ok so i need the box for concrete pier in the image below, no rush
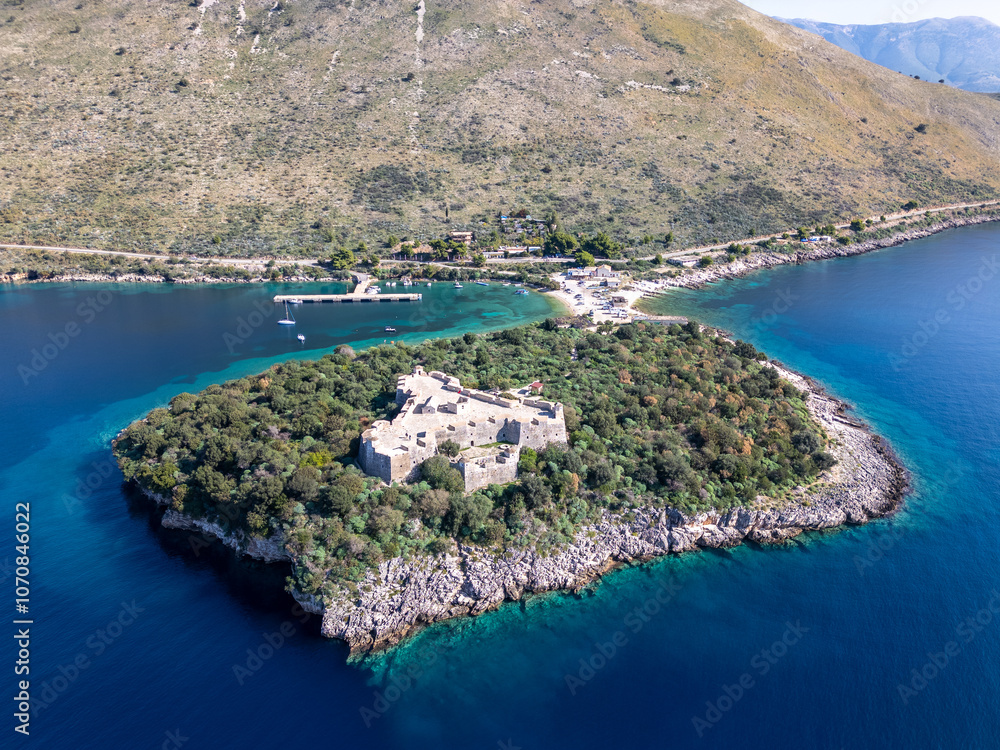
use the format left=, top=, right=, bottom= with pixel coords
left=273, top=273, right=422, bottom=303
left=272, top=293, right=422, bottom=303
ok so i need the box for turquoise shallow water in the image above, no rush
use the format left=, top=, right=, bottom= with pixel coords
left=4, top=225, right=1000, bottom=748
left=0, top=281, right=558, bottom=749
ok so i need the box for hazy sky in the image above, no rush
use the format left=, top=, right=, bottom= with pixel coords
left=741, top=0, right=1000, bottom=26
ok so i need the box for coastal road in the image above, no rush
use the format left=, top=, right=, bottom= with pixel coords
left=3, top=199, right=997, bottom=269
left=0, top=243, right=319, bottom=267
left=636, top=199, right=1000, bottom=262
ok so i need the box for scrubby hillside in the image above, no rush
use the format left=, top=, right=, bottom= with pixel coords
left=2, top=0, right=999, bottom=255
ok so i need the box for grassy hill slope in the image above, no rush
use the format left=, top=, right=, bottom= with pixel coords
left=2, top=0, right=999, bottom=255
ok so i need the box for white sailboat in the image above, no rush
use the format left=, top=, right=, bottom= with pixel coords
left=277, top=301, right=296, bottom=325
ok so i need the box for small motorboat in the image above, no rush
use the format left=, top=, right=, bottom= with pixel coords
left=426, top=282, right=432, bottom=287
left=475, top=281, right=489, bottom=286
left=453, top=282, right=463, bottom=289
left=287, top=298, right=303, bottom=305
left=297, top=334, right=306, bottom=342
left=384, top=326, right=397, bottom=333
left=515, top=289, right=528, bottom=296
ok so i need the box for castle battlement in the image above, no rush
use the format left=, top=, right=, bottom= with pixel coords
left=360, top=367, right=568, bottom=490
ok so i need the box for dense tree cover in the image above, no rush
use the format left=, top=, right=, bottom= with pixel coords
left=543, top=231, right=578, bottom=255
left=114, top=322, right=834, bottom=598
left=328, top=247, right=356, bottom=270
left=580, top=231, right=623, bottom=259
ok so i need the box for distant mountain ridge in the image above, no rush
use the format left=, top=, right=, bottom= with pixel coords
left=781, top=16, right=1000, bottom=92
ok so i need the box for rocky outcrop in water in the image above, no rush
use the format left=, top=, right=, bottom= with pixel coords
left=139, top=487, right=292, bottom=563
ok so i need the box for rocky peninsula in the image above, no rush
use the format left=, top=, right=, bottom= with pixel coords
left=124, top=341, right=906, bottom=656
left=312, top=365, right=905, bottom=653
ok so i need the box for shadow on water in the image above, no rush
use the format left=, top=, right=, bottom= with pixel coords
left=121, top=482, right=329, bottom=643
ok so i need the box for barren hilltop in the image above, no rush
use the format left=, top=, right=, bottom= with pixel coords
left=2, top=0, right=999, bottom=255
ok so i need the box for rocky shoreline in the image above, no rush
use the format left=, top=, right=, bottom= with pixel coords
left=315, top=365, right=906, bottom=654
left=655, top=212, right=1000, bottom=291
left=2, top=271, right=334, bottom=285
left=131, top=362, right=907, bottom=656
left=6, top=209, right=997, bottom=290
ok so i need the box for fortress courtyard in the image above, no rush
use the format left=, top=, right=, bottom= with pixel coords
left=359, top=367, right=567, bottom=491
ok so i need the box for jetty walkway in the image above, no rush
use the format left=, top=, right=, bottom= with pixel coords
left=273, top=274, right=421, bottom=304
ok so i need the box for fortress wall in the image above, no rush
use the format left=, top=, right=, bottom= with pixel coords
left=443, top=423, right=470, bottom=445
left=391, top=452, right=420, bottom=483
left=360, top=437, right=395, bottom=484
left=363, top=368, right=568, bottom=488
left=499, top=420, right=522, bottom=445
left=458, top=453, right=520, bottom=492
left=440, top=422, right=508, bottom=450
left=469, top=421, right=504, bottom=447
left=519, top=420, right=568, bottom=451
left=409, top=442, right=437, bottom=468
left=468, top=391, right=518, bottom=409
left=364, top=439, right=438, bottom=485
left=395, top=372, right=413, bottom=406
left=359, top=436, right=374, bottom=475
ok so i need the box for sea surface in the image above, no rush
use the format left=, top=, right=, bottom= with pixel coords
left=3, top=225, right=1000, bottom=749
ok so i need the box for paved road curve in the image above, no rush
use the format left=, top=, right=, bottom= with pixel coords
left=3, top=199, right=997, bottom=268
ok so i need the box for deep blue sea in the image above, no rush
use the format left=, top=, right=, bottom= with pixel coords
left=3, top=226, right=1000, bottom=749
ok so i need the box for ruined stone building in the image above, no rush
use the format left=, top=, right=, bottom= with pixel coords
left=359, top=367, right=567, bottom=491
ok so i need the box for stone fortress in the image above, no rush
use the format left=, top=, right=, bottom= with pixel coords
left=359, top=367, right=568, bottom=491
